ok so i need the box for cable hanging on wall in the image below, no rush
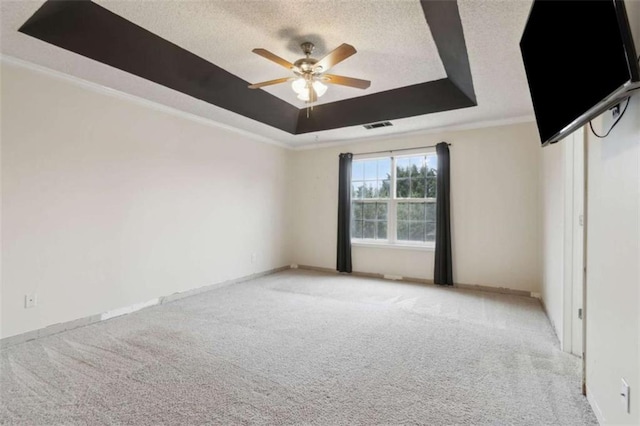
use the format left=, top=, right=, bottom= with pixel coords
left=588, top=56, right=640, bottom=139
left=589, top=97, right=630, bottom=139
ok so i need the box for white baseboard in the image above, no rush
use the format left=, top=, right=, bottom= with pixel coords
left=100, top=298, right=160, bottom=321
left=296, top=264, right=534, bottom=297
left=0, top=265, right=290, bottom=349
left=586, top=386, right=605, bottom=425
left=383, top=274, right=403, bottom=281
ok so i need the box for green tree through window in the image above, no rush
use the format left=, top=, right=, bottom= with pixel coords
left=351, top=153, right=437, bottom=244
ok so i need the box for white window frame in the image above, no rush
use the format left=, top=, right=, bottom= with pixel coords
left=351, top=151, right=437, bottom=250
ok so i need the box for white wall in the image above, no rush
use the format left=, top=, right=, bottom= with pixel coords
left=585, top=95, right=640, bottom=425
left=541, top=140, right=566, bottom=343
left=582, top=1, right=640, bottom=423
left=536, top=2, right=640, bottom=422
left=0, top=60, right=291, bottom=339
left=290, top=122, right=542, bottom=293
left=586, top=14, right=640, bottom=424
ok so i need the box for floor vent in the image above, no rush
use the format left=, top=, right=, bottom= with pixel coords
left=363, top=121, right=393, bottom=130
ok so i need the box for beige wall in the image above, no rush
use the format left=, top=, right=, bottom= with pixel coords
left=582, top=1, right=640, bottom=423
left=586, top=1, right=640, bottom=425
left=585, top=95, right=640, bottom=425
left=540, top=140, right=566, bottom=343
left=290, top=122, right=542, bottom=292
left=0, top=61, right=291, bottom=339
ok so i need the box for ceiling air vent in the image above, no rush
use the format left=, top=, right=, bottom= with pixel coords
left=363, top=121, right=393, bottom=130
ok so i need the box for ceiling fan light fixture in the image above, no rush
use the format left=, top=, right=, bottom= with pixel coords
left=291, top=77, right=307, bottom=94
left=313, top=81, right=328, bottom=97
left=292, top=78, right=327, bottom=101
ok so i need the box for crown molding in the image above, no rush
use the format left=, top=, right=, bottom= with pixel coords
left=0, top=55, right=292, bottom=150
left=293, top=115, right=537, bottom=151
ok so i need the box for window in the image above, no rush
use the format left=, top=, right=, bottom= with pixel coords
left=351, top=152, right=437, bottom=247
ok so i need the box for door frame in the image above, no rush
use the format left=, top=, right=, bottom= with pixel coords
left=561, top=127, right=586, bottom=357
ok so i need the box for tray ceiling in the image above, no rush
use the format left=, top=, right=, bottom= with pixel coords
left=0, top=0, right=535, bottom=147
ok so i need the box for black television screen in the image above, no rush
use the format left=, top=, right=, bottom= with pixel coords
left=520, top=0, right=640, bottom=146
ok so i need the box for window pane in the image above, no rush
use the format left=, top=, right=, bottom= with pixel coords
left=410, top=178, right=426, bottom=198
left=427, top=155, right=437, bottom=171
left=352, top=220, right=363, bottom=239
left=396, top=157, right=411, bottom=177
left=352, top=181, right=366, bottom=199
left=376, top=203, right=387, bottom=220
left=363, top=203, right=376, bottom=220
left=353, top=153, right=436, bottom=245
left=352, top=161, right=364, bottom=181
left=379, top=179, right=391, bottom=198
left=363, top=221, right=376, bottom=239
left=397, top=220, right=409, bottom=241
left=352, top=202, right=363, bottom=220
left=378, top=158, right=391, bottom=180
left=426, top=177, right=437, bottom=198
left=364, top=160, right=377, bottom=180
left=397, top=202, right=409, bottom=221
left=396, top=178, right=410, bottom=198
left=426, top=222, right=436, bottom=242
left=410, top=203, right=426, bottom=221
left=370, top=181, right=382, bottom=198
left=377, top=221, right=388, bottom=239
left=409, top=222, right=426, bottom=242
left=426, top=202, right=436, bottom=221
left=410, top=156, right=425, bottom=174
left=359, top=181, right=376, bottom=199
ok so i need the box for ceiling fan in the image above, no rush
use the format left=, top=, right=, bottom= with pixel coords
left=248, top=42, right=371, bottom=104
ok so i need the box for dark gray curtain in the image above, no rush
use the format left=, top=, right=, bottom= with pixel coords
left=337, top=153, right=353, bottom=273
left=434, top=142, right=453, bottom=285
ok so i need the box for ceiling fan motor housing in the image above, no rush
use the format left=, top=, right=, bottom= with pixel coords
left=294, top=42, right=323, bottom=75
left=294, top=57, right=319, bottom=74
left=300, top=41, right=315, bottom=55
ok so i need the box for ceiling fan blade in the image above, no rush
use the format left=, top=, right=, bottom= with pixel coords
left=313, top=43, right=357, bottom=72
left=248, top=77, right=293, bottom=89
left=322, top=74, right=371, bottom=89
left=252, top=48, right=297, bottom=71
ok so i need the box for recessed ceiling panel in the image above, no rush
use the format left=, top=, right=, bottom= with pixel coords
left=1, top=0, right=535, bottom=147
left=15, top=0, right=476, bottom=135
left=95, top=0, right=447, bottom=107
left=17, top=0, right=300, bottom=133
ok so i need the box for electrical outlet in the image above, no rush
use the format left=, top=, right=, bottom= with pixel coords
left=621, top=378, right=630, bottom=413
left=251, top=253, right=257, bottom=264
left=24, top=294, right=37, bottom=308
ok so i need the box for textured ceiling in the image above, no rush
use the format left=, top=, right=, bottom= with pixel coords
left=0, top=0, right=535, bottom=147
left=97, top=0, right=447, bottom=107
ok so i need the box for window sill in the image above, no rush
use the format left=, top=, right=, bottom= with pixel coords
left=352, top=241, right=435, bottom=251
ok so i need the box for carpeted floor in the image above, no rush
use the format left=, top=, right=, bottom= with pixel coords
left=1, top=269, right=596, bottom=425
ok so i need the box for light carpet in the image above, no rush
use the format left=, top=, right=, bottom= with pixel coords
left=0, top=269, right=596, bottom=425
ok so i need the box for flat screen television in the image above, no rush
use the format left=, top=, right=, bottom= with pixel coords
left=520, top=0, right=640, bottom=146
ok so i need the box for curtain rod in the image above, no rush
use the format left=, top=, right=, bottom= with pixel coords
left=353, top=143, right=451, bottom=157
